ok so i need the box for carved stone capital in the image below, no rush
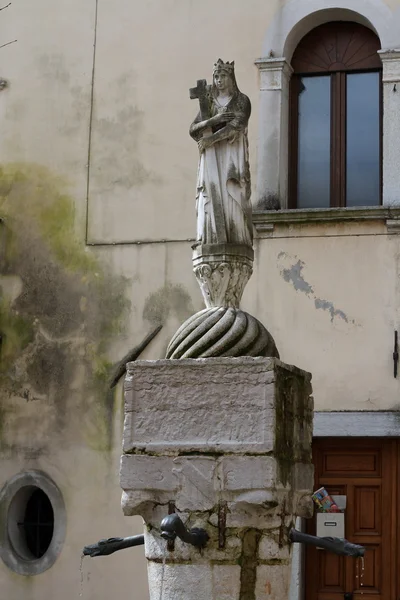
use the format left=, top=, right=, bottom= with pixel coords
left=254, top=57, right=293, bottom=91
left=192, top=245, right=253, bottom=308
left=194, top=260, right=252, bottom=308
left=378, top=49, right=400, bottom=82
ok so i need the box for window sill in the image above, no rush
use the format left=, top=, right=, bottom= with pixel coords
left=252, top=206, right=400, bottom=234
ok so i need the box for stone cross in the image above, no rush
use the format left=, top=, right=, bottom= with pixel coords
left=189, top=78, right=227, bottom=243
left=189, top=79, right=209, bottom=121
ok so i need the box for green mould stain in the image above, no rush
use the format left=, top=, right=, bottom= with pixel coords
left=0, top=163, right=130, bottom=452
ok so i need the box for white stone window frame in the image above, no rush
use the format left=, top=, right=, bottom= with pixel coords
left=255, top=0, right=400, bottom=223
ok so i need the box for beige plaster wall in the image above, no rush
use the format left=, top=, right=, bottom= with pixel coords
left=0, top=440, right=148, bottom=600
left=104, top=220, right=400, bottom=414
left=250, top=222, right=400, bottom=411
left=1, top=1, right=400, bottom=599
left=85, top=0, right=280, bottom=243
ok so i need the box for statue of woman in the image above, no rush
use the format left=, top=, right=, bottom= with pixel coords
left=190, top=60, right=252, bottom=248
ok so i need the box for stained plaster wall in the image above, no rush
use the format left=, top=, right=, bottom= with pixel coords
left=1, top=1, right=400, bottom=599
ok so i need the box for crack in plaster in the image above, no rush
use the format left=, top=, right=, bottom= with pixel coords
left=314, top=298, right=348, bottom=323
left=278, top=252, right=352, bottom=323
left=280, top=259, right=314, bottom=295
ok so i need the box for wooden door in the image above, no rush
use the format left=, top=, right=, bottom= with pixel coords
left=305, top=438, right=398, bottom=600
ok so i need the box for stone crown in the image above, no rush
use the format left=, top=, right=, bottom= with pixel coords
left=213, top=59, right=235, bottom=74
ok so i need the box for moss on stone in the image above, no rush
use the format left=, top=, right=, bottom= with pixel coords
left=238, top=528, right=261, bottom=600
left=0, top=300, right=33, bottom=369
left=0, top=163, right=130, bottom=453
left=274, top=365, right=313, bottom=486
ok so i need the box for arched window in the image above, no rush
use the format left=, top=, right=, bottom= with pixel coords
left=289, top=22, right=382, bottom=209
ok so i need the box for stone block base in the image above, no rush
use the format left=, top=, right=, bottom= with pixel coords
left=121, top=357, right=314, bottom=600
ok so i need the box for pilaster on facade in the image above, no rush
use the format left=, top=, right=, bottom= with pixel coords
left=378, top=50, right=400, bottom=207
left=255, top=57, right=293, bottom=210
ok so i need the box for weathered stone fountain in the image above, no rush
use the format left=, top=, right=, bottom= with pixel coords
left=120, top=357, right=314, bottom=600
left=84, top=59, right=364, bottom=599
left=118, top=59, right=314, bottom=600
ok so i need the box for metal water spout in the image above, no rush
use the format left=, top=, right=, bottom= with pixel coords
left=83, top=522, right=365, bottom=560
left=82, top=534, right=144, bottom=557
left=160, top=513, right=209, bottom=548
left=82, top=513, right=209, bottom=558
left=289, top=529, right=365, bottom=557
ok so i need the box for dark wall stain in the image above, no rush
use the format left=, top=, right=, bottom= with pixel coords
left=91, top=72, right=163, bottom=192
left=11, top=240, right=86, bottom=337
left=274, top=365, right=313, bottom=486
left=143, top=283, right=194, bottom=327
left=26, top=342, right=71, bottom=396
left=0, top=163, right=130, bottom=453
left=239, top=529, right=261, bottom=600
left=254, top=194, right=281, bottom=211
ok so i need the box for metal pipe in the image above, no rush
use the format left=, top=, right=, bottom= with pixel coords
left=82, top=512, right=210, bottom=558
left=160, top=514, right=209, bottom=549
left=289, top=529, right=365, bottom=557
left=82, top=535, right=145, bottom=557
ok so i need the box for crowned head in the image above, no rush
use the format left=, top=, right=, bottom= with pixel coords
left=213, top=59, right=235, bottom=76
left=212, top=59, right=238, bottom=95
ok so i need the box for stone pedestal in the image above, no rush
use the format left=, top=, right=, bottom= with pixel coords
left=120, top=357, right=313, bottom=600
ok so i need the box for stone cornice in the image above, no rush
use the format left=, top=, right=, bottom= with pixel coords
left=254, top=56, right=293, bottom=74
left=378, top=49, right=400, bottom=61
left=378, top=49, right=400, bottom=82
left=252, top=206, right=400, bottom=232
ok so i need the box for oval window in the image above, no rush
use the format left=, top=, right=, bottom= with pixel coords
left=21, top=488, right=55, bottom=558
left=0, top=471, right=66, bottom=575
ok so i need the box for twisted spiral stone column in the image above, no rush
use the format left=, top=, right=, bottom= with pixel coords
left=166, top=242, right=279, bottom=359
left=166, top=307, right=279, bottom=359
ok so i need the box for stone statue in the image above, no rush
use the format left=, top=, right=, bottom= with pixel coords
left=165, top=59, right=279, bottom=359
left=189, top=59, right=252, bottom=247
